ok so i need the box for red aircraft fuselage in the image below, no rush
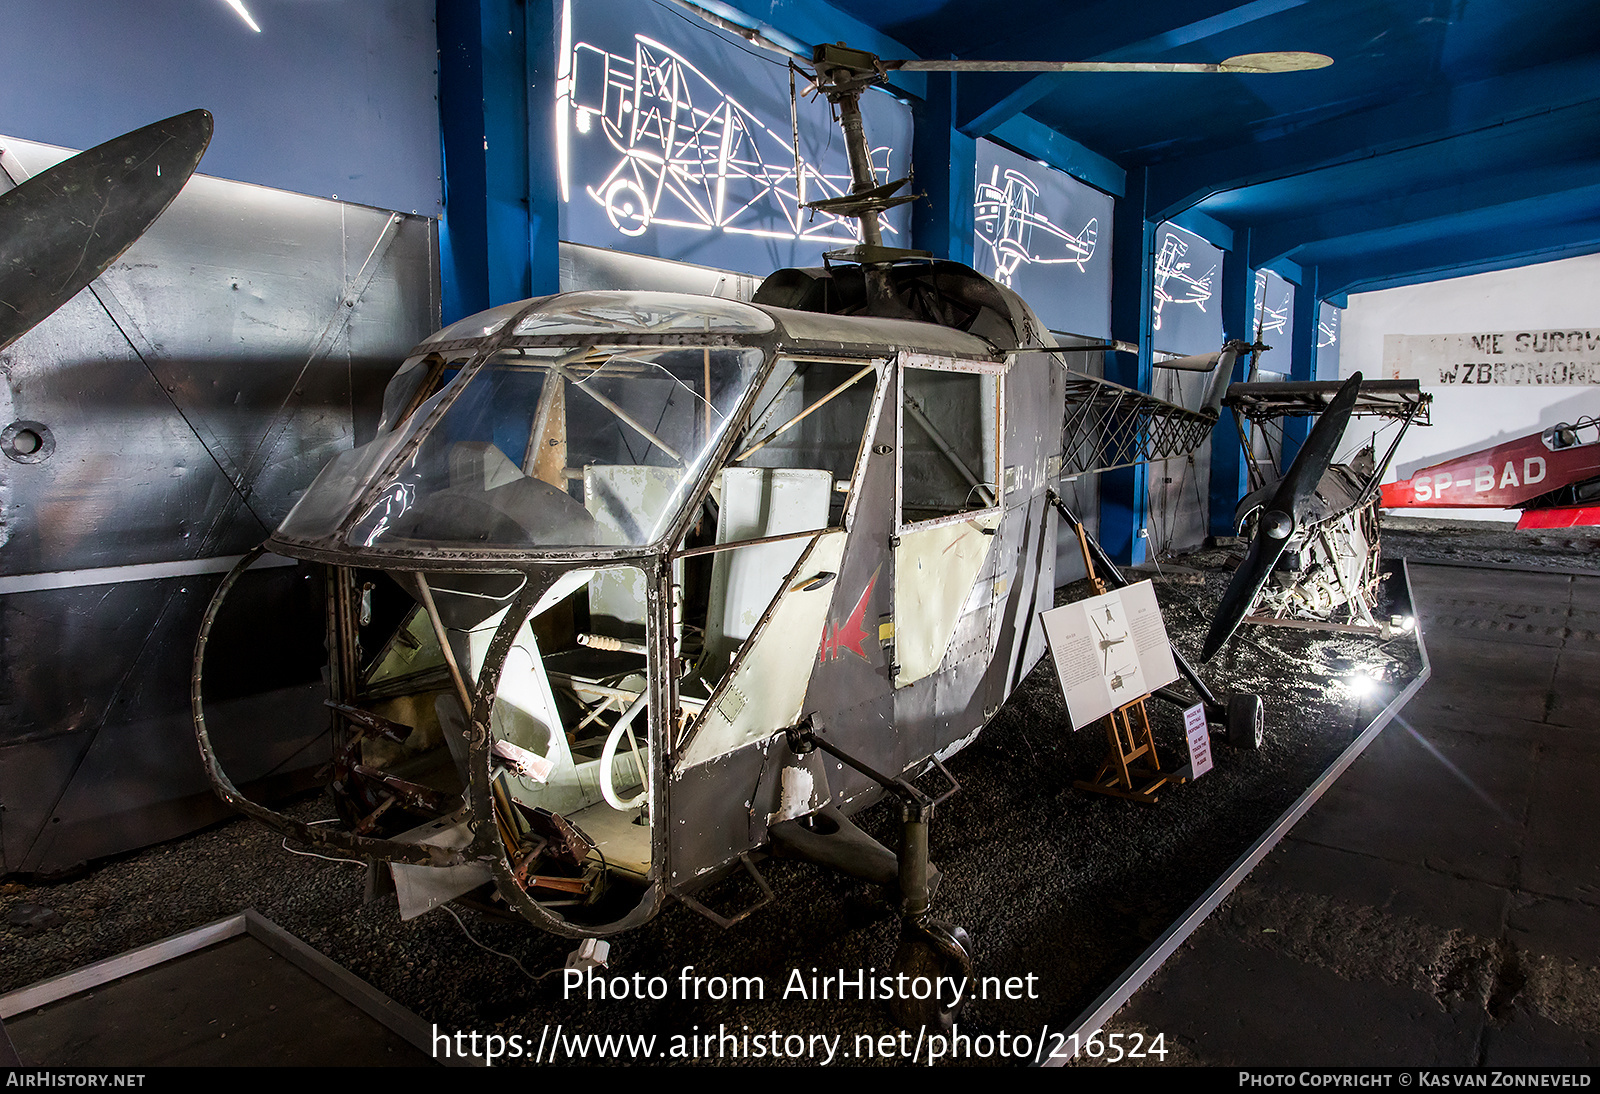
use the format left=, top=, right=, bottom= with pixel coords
left=1380, top=421, right=1600, bottom=528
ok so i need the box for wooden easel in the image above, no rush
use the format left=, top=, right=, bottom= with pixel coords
left=1069, top=523, right=1170, bottom=804
left=1073, top=697, right=1169, bottom=804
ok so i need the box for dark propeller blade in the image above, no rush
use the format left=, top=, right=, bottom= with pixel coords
left=0, top=108, right=213, bottom=352
left=1201, top=371, right=1364, bottom=661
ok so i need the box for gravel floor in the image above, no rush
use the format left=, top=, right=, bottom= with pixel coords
left=0, top=531, right=1449, bottom=1067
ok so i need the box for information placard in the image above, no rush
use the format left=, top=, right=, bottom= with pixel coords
left=1183, top=701, right=1213, bottom=778
left=1040, top=580, right=1179, bottom=729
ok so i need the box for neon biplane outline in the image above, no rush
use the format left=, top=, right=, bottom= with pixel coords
left=1252, top=270, right=1290, bottom=340
left=1152, top=229, right=1216, bottom=331
left=556, top=8, right=900, bottom=247
left=973, top=165, right=1098, bottom=288
left=1317, top=309, right=1340, bottom=350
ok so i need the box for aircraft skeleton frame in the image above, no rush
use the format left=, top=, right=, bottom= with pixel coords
left=1060, top=372, right=1221, bottom=476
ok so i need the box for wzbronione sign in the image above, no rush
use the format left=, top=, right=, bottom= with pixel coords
left=1383, top=330, right=1600, bottom=386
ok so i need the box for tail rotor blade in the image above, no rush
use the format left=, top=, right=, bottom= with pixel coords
left=1200, top=372, right=1364, bottom=660
left=0, top=109, right=213, bottom=351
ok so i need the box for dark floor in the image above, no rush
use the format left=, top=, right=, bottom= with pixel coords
left=5, top=934, right=431, bottom=1067
left=1105, top=557, right=1600, bottom=1066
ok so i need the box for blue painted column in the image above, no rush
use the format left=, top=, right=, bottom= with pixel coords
left=526, top=0, right=562, bottom=300
left=911, top=72, right=977, bottom=265
left=1102, top=167, right=1154, bottom=565
left=1280, top=266, right=1320, bottom=470
left=437, top=0, right=535, bottom=324
left=1208, top=227, right=1254, bottom=537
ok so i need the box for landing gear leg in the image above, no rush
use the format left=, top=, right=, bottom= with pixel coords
left=889, top=802, right=973, bottom=1031
left=785, top=717, right=973, bottom=1030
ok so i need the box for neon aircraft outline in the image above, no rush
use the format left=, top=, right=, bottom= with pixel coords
left=973, top=165, right=1098, bottom=288
left=556, top=5, right=899, bottom=248
left=1152, top=230, right=1215, bottom=331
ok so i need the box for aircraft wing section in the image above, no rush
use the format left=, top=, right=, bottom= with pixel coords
left=1060, top=372, right=1217, bottom=475
left=1514, top=506, right=1600, bottom=529
left=1225, top=377, right=1431, bottom=506
left=1224, top=379, right=1431, bottom=425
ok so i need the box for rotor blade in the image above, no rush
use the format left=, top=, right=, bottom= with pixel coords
left=886, top=52, right=1332, bottom=74
left=0, top=108, right=213, bottom=352
left=1200, top=371, right=1363, bottom=661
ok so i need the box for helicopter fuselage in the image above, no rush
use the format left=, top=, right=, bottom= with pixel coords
left=196, top=277, right=1068, bottom=939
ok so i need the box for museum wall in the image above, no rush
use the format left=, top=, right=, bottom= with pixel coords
left=0, top=0, right=441, bottom=216
left=1341, top=253, right=1600, bottom=521
left=0, top=4, right=443, bottom=872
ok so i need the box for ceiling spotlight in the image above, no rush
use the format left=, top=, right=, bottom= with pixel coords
left=223, top=0, right=261, bottom=33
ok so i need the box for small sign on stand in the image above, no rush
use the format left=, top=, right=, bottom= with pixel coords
left=1183, top=701, right=1213, bottom=779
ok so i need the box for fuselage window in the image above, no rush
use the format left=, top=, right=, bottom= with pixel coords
left=731, top=357, right=879, bottom=526
left=899, top=364, right=1001, bottom=526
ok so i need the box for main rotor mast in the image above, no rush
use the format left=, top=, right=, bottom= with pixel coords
left=803, top=44, right=928, bottom=313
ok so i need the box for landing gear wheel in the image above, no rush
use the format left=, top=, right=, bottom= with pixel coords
left=1227, top=692, right=1264, bottom=750
left=887, top=919, right=973, bottom=1032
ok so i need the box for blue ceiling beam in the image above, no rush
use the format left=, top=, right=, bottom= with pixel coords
left=953, top=0, right=1307, bottom=137
left=1248, top=165, right=1600, bottom=267
left=1096, top=0, right=1309, bottom=55
left=1201, top=98, right=1600, bottom=223
left=1147, top=52, right=1600, bottom=222
left=669, top=0, right=813, bottom=58
left=1260, top=255, right=1302, bottom=285
left=1290, top=185, right=1600, bottom=287
left=984, top=112, right=1125, bottom=196
left=957, top=75, right=1062, bottom=141
left=1167, top=207, right=1232, bottom=252
left=1317, top=216, right=1600, bottom=299
left=708, top=0, right=926, bottom=96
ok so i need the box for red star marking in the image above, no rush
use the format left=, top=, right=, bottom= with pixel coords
left=828, top=568, right=879, bottom=663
